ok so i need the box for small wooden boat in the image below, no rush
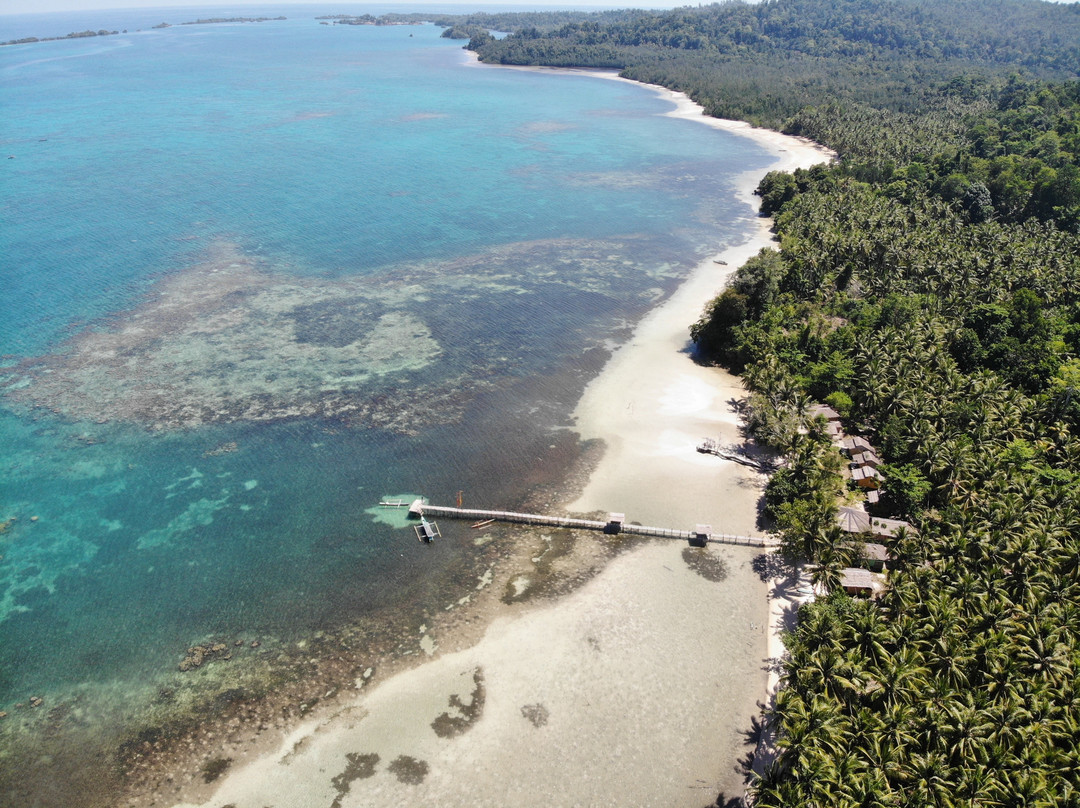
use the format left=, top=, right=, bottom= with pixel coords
left=415, top=516, right=441, bottom=543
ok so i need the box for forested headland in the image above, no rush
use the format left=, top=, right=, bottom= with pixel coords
left=422, top=0, right=1080, bottom=804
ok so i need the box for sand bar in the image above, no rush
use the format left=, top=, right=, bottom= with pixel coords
left=171, top=68, right=832, bottom=808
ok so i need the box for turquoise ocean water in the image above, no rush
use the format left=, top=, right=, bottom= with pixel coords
left=0, top=7, right=772, bottom=800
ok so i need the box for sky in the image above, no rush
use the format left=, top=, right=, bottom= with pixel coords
left=1, top=0, right=682, bottom=15
left=0, top=0, right=1075, bottom=25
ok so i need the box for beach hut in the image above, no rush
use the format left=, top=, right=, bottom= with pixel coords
left=809, top=403, right=842, bottom=423
left=869, top=517, right=918, bottom=541
left=841, top=436, right=875, bottom=455
left=840, top=567, right=875, bottom=597
left=839, top=540, right=892, bottom=572
left=851, top=449, right=882, bottom=469
left=851, top=465, right=881, bottom=489
left=837, top=507, right=915, bottom=548
left=860, top=543, right=891, bottom=572
left=837, top=506, right=872, bottom=535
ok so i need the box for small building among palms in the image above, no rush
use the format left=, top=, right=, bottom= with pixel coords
left=851, top=464, right=881, bottom=489
left=837, top=506, right=917, bottom=540
left=841, top=435, right=875, bottom=455
left=857, top=542, right=891, bottom=572
left=840, top=567, right=875, bottom=597
left=850, top=449, right=881, bottom=468
left=809, top=403, right=842, bottom=423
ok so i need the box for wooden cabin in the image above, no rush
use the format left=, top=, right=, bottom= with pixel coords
left=837, top=507, right=915, bottom=544
left=809, top=403, right=842, bottom=423
left=851, top=465, right=881, bottom=489
left=851, top=449, right=882, bottom=469
left=841, top=436, right=875, bottom=455
left=860, top=542, right=890, bottom=572
left=870, top=517, right=918, bottom=540
left=841, top=567, right=875, bottom=597
left=840, top=540, right=892, bottom=572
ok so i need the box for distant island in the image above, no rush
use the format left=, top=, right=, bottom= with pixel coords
left=2, top=16, right=286, bottom=47
left=162, top=17, right=286, bottom=27
left=2, top=29, right=121, bottom=47
left=315, top=15, right=424, bottom=26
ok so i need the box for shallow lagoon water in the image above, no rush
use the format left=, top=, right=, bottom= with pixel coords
left=0, top=10, right=772, bottom=802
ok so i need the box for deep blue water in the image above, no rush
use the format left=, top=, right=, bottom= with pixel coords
left=0, top=10, right=770, bottom=725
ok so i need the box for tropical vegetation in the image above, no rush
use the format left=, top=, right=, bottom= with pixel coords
left=428, top=0, right=1080, bottom=803
left=698, top=78, right=1080, bottom=805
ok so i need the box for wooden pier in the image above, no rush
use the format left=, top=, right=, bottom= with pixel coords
left=405, top=499, right=776, bottom=548
left=696, top=438, right=775, bottom=472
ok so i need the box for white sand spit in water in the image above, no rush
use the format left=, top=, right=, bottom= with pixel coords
left=174, top=64, right=832, bottom=808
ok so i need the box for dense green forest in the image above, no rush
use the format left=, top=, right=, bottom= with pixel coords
left=461, top=0, right=1080, bottom=128
left=700, top=88, right=1080, bottom=803
left=433, top=0, right=1080, bottom=804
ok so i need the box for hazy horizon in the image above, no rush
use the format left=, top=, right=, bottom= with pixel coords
left=3, top=0, right=681, bottom=16
left=4, top=0, right=1077, bottom=20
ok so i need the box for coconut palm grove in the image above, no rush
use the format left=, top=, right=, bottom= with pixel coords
left=428, top=0, right=1080, bottom=803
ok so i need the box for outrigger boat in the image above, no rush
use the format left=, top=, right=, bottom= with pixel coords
left=415, top=516, right=441, bottom=543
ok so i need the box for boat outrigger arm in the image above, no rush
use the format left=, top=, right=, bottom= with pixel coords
left=415, top=516, right=441, bottom=543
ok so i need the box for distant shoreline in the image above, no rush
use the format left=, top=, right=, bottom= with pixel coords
left=2, top=27, right=121, bottom=47
left=0, top=16, right=286, bottom=47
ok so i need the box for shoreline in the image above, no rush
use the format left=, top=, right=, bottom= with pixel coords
left=152, top=64, right=832, bottom=808
left=159, top=67, right=829, bottom=808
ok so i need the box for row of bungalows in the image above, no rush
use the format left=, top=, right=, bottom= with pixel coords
left=808, top=404, right=883, bottom=501
left=841, top=435, right=882, bottom=497
left=808, top=402, right=919, bottom=598
left=836, top=506, right=918, bottom=596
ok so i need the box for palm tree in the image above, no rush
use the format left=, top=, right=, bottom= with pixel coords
left=940, top=695, right=995, bottom=767
left=811, top=541, right=852, bottom=595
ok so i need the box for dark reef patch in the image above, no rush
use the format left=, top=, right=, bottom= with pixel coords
left=431, top=667, right=485, bottom=738
left=388, top=754, right=429, bottom=785
left=201, top=756, right=232, bottom=782
left=287, top=298, right=384, bottom=348
left=682, top=547, right=729, bottom=582
left=331, top=752, right=380, bottom=807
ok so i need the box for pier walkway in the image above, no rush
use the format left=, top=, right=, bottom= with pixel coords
left=407, top=500, right=777, bottom=549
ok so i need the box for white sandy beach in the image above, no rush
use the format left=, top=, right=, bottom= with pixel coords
left=170, top=74, right=831, bottom=808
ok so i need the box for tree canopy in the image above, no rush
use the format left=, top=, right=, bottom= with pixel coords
left=459, top=0, right=1080, bottom=128
left=424, top=0, right=1080, bottom=803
